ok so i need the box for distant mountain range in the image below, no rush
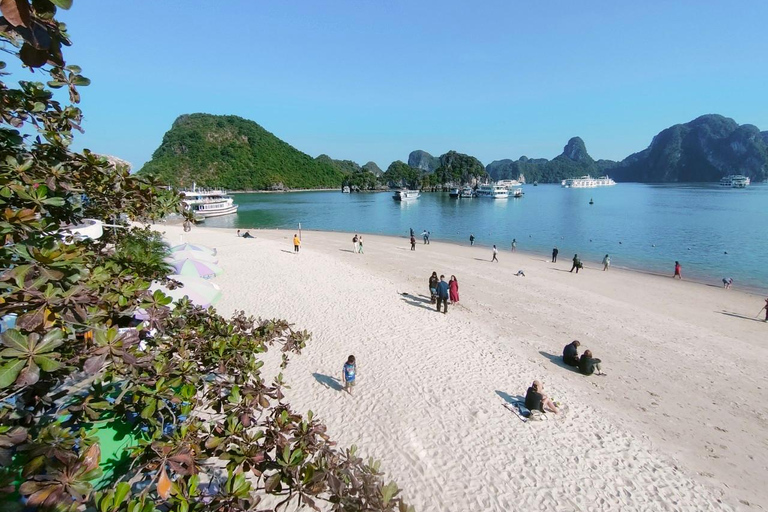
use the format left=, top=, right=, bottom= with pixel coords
left=138, top=113, right=768, bottom=189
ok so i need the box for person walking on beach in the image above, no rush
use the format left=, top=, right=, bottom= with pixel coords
left=429, top=272, right=439, bottom=304
left=579, top=350, right=605, bottom=376
left=422, top=230, right=429, bottom=244
left=602, top=254, right=611, bottom=271
left=436, top=275, right=450, bottom=314
left=722, top=277, right=733, bottom=289
left=358, top=235, right=364, bottom=254
left=760, top=298, right=768, bottom=322
left=570, top=254, right=582, bottom=273
left=674, top=261, right=682, bottom=279
left=525, top=380, right=559, bottom=414
left=342, top=355, right=356, bottom=395
left=449, top=275, right=459, bottom=304
left=511, top=239, right=517, bottom=252
left=469, top=234, right=475, bottom=246
left=293, top=234, right=301, bottom=253
left=410, top=234, right=416, bottom=251
left=353, top=234, right=359, bottom=253
left=410, top=228, right=414, bottom=237
left=552, top=246, right=559, bottom=263
left=563, top=340, right=581, bottom=367
left=491, top=245, right=499, bottom=262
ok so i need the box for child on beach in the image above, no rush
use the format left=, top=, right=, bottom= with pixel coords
left=722, top=277, right=733, bottom=289
left=342, top=355, right=356, bottom=394
left=293, top=234, right=301, bottom=253
left=410, top=235, right=416, bottom=251
left=492, top=245, right=499, bottom=262
left=674, top=261, right=682, bottom=279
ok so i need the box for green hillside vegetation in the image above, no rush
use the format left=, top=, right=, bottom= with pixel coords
left=316, top=154, right=383, bottom=190
left=433, top=150, right=487, bottom=184
left=139, top=114, right=344, bottom=189
left=383, top=160, right=422, bottom=188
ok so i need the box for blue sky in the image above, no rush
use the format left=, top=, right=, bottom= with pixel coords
left=51, top=0, right=768, bottom=170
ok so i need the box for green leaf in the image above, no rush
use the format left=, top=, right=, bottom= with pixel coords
left=113, top=482, right=130, bottom=506
left=50, top=0, right=73, bottom=9
left=1, top=329, right=28, bottom=352
left=0, top=359, right=25, bottom=388
left=140, top=399, right=157, bottom=419
left=36, top=329, right=64, bottom=353
left=33, top=354, right=63, bottom=372
left=72, top=76, right=91, bottom=86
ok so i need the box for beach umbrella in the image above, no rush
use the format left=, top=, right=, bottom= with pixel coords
left=149, top=275, right=222, bottom=308
left=169, top=258, right=223, bottom=279
left=165, top=250, right=218, bottom=264
left=170, top=243, right=216, bottom=255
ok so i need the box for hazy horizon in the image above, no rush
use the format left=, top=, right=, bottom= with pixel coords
left=58, top=1, right=768, bottom=171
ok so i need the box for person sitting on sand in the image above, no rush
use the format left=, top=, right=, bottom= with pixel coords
left=241, top=231, right=254, bottom=239
left=563, top=340, right=581, bottom=367
left=722, top=277, right=733, bottom=289
left=236, top=229, right=241, bottom=237
left=429, top=272, right=439, bottom=304
left=579, top=349, right=605, bottom=376
left=525, top=380, right=559, bottom=414
left=515, top=270, right=525, bottom=277
left=342, top=355, right=356, bottom=394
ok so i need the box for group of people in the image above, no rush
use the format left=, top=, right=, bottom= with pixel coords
left=428, top=271, right=459, bottom=314
left=352, top=234, right=365, bottom=254
left=522, top=340, right=605, bottom=416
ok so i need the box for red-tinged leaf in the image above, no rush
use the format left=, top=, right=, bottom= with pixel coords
left=81, top=443, right=100, bottom=472
left=83, top=353, right=106, bottom=374
left=20, top=481, right=61, bottom=506
left=157, top=467, right=171, bottom=500
left=0, top=426, right=27, bottom=447
left=16, top=360, right=40, bottom=387
left=0, top=0, right=31, bottom=27
left=16, top=307, right=44, bottom=331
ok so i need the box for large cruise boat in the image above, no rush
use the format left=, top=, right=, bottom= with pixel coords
left=393, top=189, right=420, bottom=201
left=561, top=175, right=616, bottom=188
left=496, top=179, right=523, bottom=189
left=476, top=184, right=510, bottom=199
left=719, top=175, right=750, bottom=188
left=181, top=185, right=239, bottom=218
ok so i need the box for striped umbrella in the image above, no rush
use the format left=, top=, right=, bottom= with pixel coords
left=169, top=258, right=223, bottom=279
left=149, top=275, right=222, bottom=308
left=170, top=243, right=216, bottom=256
left=165, top=250, right=218, bottom=264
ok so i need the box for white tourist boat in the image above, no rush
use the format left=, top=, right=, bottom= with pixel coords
left=476, top=184, right=510, bottom=199
left=719, top=175, right=750, bottom=188
left=449, top=188, right=460, bottom=198
left=460, top=186, right=475, bottom=198
left=561, top=175, right=616, bottom=188
left=182, top=184, right=238, bottom=218
left=342, top=186, right=351, bottom=193
left=512, top=188, right=524, bottom=198
left=392, top=189, right=420, bottom=201
left=496, top=179, right=522, bottom=189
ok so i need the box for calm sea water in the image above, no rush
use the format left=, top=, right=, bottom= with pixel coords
left=203, top=183, right=768, bottom=292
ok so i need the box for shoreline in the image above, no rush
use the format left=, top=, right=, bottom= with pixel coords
left=160, top=224, right=766, bottom=510
left=197, top=224, right=768, bottom=297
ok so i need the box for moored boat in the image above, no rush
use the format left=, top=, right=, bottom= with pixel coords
left=182, top=184, right=238, bottom=218
left=561, top=175, right=616, bottom=188
left=460, top=186, right=475, bottom=198
left=449, top=188, right=460, bottom=198
left=476, top=184, right=510, bottom=199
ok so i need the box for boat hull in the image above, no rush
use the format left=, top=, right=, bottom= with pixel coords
left=195, top=205, right=239, bottom=217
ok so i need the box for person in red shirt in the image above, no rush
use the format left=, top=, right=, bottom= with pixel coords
left=673, top=261, right=682, bottom=279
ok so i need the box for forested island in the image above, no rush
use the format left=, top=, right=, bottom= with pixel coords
left=138, top=114, right=768, bottom=190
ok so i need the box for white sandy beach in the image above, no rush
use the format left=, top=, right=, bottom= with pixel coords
left=159, top=224, right=767, bottom=511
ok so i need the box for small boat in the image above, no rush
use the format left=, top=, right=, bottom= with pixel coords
left=533, top=181, right=538, bottom=186
left=393, top=189, right=420, bottom=201
left=512, top=188, right=523, bottom=198
left=181, top=183, right=238, bottom=218
left=719, top=175, right=750, bottom=188
left=460, top=185, right=475, bottom=198
left=342, top=186, right=351, bottom=193
left=589, top=198, right=594, bottom=205
left=476, top=184, right=510, bottom=199
left=449, top=188, right=460, bottom=198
